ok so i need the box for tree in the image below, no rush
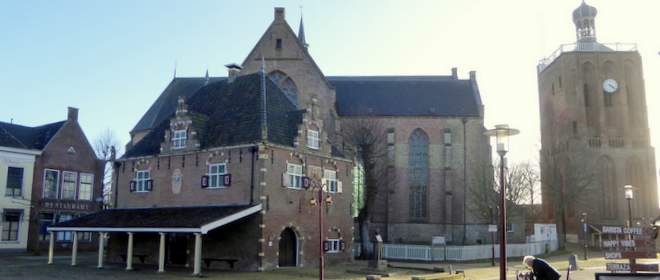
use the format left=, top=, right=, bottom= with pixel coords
left=337, top=118, right=390, bottom=258
left=93, top=128, right=122, bottom=209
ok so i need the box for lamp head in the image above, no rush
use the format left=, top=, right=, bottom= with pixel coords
left=624, top=185, right=634, bottom=200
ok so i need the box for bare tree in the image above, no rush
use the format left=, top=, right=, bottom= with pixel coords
left=94, top=128, right=122, bottom=209
left=337, top=118, right=389, bottom=258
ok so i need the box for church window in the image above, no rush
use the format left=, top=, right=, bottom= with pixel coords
left=268, top=71, right=299, bottom=107
left=583, top=84, right=590, bottom=107
left=172, top=129, right=187, bottom=149
left=558, top=76, right=562, bottom=88
left=551, top=83, right=555, bottom=95
left=408, top=129, right=429, bottom=220
left=276, top=38, right=282, bottom=49
left=603, top=90, right=613, bottom=107
left=307, top=130, right=320, bottom=150
left=572, top=121, right=578, bottom=135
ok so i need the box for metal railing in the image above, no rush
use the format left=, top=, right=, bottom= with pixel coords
left=537, top=42, right=637, bottom=73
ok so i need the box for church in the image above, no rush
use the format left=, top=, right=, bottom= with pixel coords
left=538, top=1, right=658, bottom=243
left=48, top=7, right=490, bottom=274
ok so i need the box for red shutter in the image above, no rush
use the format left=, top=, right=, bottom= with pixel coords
left=146, top=180, right=153, bottom=191
left=223, top=174, right=232, bottom=187
left=129, top=181, right=136, bottom=192
left=201, top=176, right=209, bottom=188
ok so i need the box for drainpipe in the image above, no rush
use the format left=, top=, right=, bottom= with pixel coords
left=249, top=146, right=257, bottom=205
left=113, top=161, right=121, bottom=209
left=462, top=118, right=468, bottom=245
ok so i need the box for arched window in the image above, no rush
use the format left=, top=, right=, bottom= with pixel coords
left=268, top=71, right=299, bottom=107
left=598, top=156, right=617, bottom=219
left=408, top=129, right=429, bottom=220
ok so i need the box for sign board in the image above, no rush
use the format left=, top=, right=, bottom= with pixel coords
left=607, top=263, right=659, bottom=272
left=602, top=226, right=652, bottom=236
left=602, top=239, right=655, bottom=249
left=605, top=251, right=658, bottom=260
left=432, top=236, right=446, bottom=245
left=488, top=224, right=497, bottom=233
left=596, top=272, right=660, bottom=279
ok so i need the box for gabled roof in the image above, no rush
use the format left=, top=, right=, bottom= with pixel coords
left=0, top=121, right=66, bottom=150
left=123, top=73, right=302, bottom=158
left=329, top=76, right=482, bottom=117
left=131, top=77, right=227, bottom=134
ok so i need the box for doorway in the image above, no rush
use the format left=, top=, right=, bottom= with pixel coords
left=278, top=228, right=298, bottom=267
left=168, top=234, right=188, bottom=265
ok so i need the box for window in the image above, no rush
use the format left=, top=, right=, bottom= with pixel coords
left=287, top=164, right=303, bottom=189
left=39, top=213, right=54, bottom=241
left=135, top=170, right=150, bottom=192
left=1, top=210, right=21, bottom=241
left=325, top=239, right=341, bottom=253
left=208, top=163, right=227, bottom=188
left=78, top=173, right=93, bottom=200
left=276, top=38, right=282, bottom=49
left=604, top=91, right=613, bottom=107
left=443, top=129, right=452, bottom=146
left=61, top=171, right=77, bottom=200
left=307, top=130, right=319, bottom=150
left=324, top=170, right=337, bottom=193
left=558, top=76, right=562, bottom=88
left=506, top=223, right=514, bottom=233
left=409, top=129, right=429, bottom=219
left=5, top=167, right=23, bottom=197
left=172, top=129, right=187, bottom=149
left=56, top=214, right=73, bottom=241
left=572, top=121, right=578, bottom=135
left=583, top=84, right=590, bottom=107
left=43, top=169, right=59, bottom=199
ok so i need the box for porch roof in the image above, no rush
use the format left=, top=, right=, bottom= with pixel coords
left=48, top=204, right=262, bottom=234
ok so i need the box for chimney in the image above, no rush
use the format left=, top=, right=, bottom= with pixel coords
left=451, top=67, right=458, bottom=79
left=225, top=63, right=243, bottom=83
left=274, top=7, right=285, bottom=21
left=469, top=71, right=476, bottom=81
left=67, top=107, right=79, bottom=122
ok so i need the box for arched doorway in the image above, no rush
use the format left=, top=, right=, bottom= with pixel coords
left=278, top=228, right=298, bottom=267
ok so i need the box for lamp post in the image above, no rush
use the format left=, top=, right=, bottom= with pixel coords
left=580, top=212, right=588, bottom=260
left=307, top=176, right=331, bottom=280
left=624, top=185, right=636, bottom=273
left=484, top=124, right=519, bottom=280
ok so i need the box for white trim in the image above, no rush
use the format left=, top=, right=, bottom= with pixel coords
left=207, top=163, right=227, bottom=189
left=47, top=227, right=201, bottom=233
left=0, top=146, right=41, bottom=156
left=200, top=204, right=262, bottom=234
left=60, top=171, right=77, bottom=200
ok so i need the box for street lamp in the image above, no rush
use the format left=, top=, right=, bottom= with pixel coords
left=580, top=212, right=588, bottom=260
left=624, top=184, right=635, bottom=273
left=306, top=176, right=332, bottom=280
left=484, top=124, right=519, bottom=280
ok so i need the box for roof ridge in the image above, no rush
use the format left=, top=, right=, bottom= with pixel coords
left=0, top=126, right=28, bottom=149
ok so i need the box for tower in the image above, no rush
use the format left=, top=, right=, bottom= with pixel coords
left=538, top=1, right=657, bottom=241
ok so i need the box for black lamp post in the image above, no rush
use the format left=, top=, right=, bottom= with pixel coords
left=624, top=184, right=636, bottom=273
left=580, top=212, right=588, bottom=260
left=484, top=124, right=519, bottom=280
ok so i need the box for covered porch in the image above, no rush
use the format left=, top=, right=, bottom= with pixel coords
left=47, top=204, right=262, bottom=276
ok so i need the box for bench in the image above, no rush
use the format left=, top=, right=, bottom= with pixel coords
left=202, top=258, right=238, bottom=269
left=120, top=254, right=149, bottom=264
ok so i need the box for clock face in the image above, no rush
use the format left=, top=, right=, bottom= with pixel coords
left=603, top=78, right=618, bottom=93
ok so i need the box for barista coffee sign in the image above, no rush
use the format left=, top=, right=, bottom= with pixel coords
left=601, top=226, right=658, bottom=272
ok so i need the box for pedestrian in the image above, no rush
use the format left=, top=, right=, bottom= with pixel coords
left=523, top=255, right=561, bottom=280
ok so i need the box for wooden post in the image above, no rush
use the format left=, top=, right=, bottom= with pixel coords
left=48, top=231, right=55, bottom=264
left=71, top=232, right=78, bottom=266
left=97, top=232, right=106, bottom=268
left=126, top=232, right=134, bottom=271
left=193, top=233, right=202, bottom=276
left=158, top=232, right=166, bottom=273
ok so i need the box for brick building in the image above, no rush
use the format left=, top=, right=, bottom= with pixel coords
left=49, top=7, right=493, bottom=275
left=538, top=1, right=658, bottom=241
left=0, top=107, right=103, bottom=252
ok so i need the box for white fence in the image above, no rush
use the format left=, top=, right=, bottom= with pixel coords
left=377, top=241, right=559, bottom=262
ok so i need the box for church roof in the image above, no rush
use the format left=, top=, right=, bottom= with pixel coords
left=329, top=76, right=482, bottom=117
left=123, top=73, right=302, bottom=158
left=0, top=121, right=65, bottom=150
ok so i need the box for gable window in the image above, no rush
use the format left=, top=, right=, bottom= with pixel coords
left=287, top=163, right=303, bottom=189
left=172, top=129, right=187, bottom=149
left=307, top=130, right=320, bottom=150
left=276, top=38, right=282, bottom=49
left=78, top=173, right=93, bottom=201
left=43, top=169, right=59, bottom=199
left=135, top=170, right=151, bottom=192
left=1, top=210, right=22, bottom=241
left=208, top=163, right=227, bottom=188
left=324, top=170, right=337, bottom=193
left=60, top=171, right=77, bottom=200
left=5, top=167, right=23, bottom=197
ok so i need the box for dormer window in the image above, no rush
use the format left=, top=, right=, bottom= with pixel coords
left=172, top=129, right=187, bottom=149
left=307, top=130, right=319, bottom=150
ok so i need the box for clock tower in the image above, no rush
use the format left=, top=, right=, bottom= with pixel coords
left=538, top=1, right=657, bottom=242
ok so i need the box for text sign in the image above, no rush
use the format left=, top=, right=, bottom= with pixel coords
left=488, top=225, right=497, bottom=232
left=602, top=239, right=655, bottom=249
left=606, top=263, right=659, bottom=272
left=602, top=226, right=648, bottom=236
left=432, top=236, right=446, bottom=245
left=604, top=251, right=657, bottom=260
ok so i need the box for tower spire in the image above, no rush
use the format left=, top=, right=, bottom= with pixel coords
left=573, top=0, right=598, bottom=43
left=298, top=7, right=308, bottom=49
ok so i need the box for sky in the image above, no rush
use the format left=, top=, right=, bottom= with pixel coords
left=1, top=0, right=658, bottom=189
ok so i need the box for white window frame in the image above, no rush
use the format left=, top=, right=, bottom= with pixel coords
left=443, top=130, right=452, bottom=145
left=5, top=166, right=24, bottom=197
left=307, top=130, right=319, bottom=150
left=78, top=173, right=94, bottom=201
left=1, top=210, right=22, bottom=242
left=208, top=163, right=227, bottom=189
left=172, top=129, right=187, bottom=149
left=42, top=169, right=60, bottom=199
left=326, top=239, right=341, bottom=253
left=135, top=170, right=150, bottom=192
left=287, top=163, right=303, bottom=189
left=324, top=169, right=337, bottom=193
left=60, top=171, right=77, bottom=200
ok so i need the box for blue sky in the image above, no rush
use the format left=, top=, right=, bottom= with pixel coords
left=1, top=0, right=659, bottom=182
